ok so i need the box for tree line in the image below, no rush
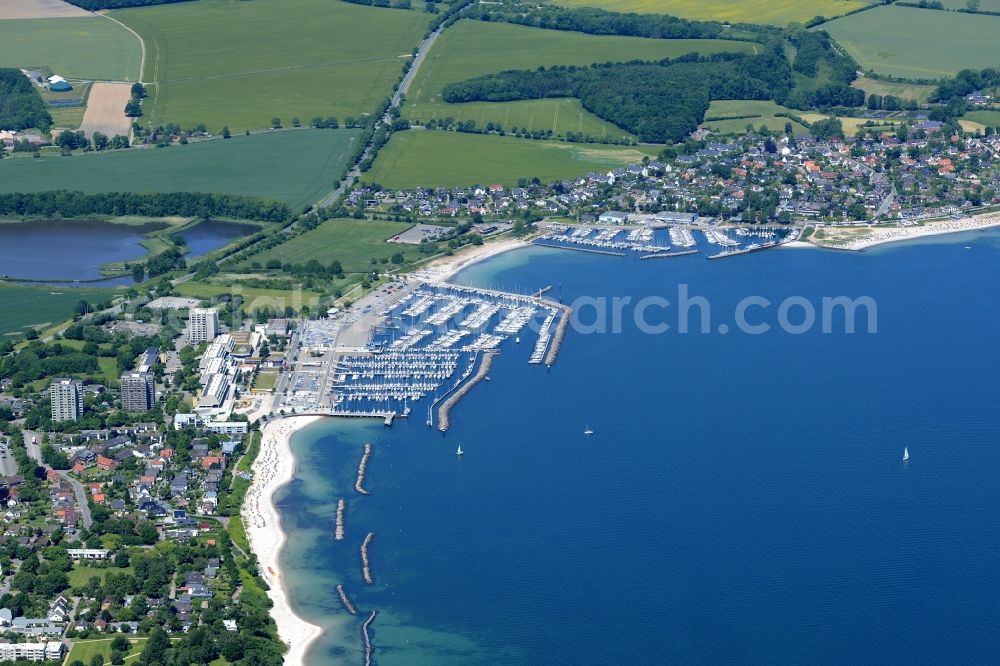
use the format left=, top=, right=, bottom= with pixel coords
left=64, top=0, right=191, bottom=9
left=466, top=1, right=740, bottom=40
left=0, top=191, right=291, bottom=222
left=0, top=68, right=52, bottom=132
left=442, top=48, right=793, bottom=143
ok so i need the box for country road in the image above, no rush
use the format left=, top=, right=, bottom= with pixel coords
left=317, top=18, right=449, bottom=209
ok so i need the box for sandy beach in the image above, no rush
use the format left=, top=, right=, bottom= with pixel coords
left=411, top=237, right=530, bottom=283
left=811, top=213, right=1000, bottom=251
left=243, top=415, right=326, bottom=665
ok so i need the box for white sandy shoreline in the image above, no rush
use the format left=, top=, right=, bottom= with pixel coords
left=244, top=415, right=326, bottom=666
left=412, top=237, right=531, bottom=283
left=810, top=213, right=1000, bottom=251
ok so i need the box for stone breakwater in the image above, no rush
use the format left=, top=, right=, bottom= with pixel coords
left=437, top=352, right=496, bottom=432
left=355, top=443, right=372, bottom=495
left=336, top=584, right=357, bottom=615
left=361, top=532, right=376, bottom=585
left=335, top=498, right=346, bottom=540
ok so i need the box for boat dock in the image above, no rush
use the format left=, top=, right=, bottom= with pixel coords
left=534, top=242, right=627, bottom=257
left=706, top=241, right=779, bottom=260
left=335, top=498, right=346, bottom=540
left=437, top=352, right=496, bottom=431
left=336, top=584, right=357, bottom=615
left=355, top=444, right=372, bottom=495
left=361, top=532, right=375, bottom=585
left=640, top=249, right=700, bottom=260
left=362, top=609, right=377, bottom=666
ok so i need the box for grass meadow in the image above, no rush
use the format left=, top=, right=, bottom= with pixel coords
left=0, top=283, right=116, bottom=340
left=113, top=0, right=427, bottom=132
left=965, top=110, right=1000, bottom=129
left=822, top=6, right=1000, bottom=79
left=851, top=76, right=935, bottom=104
left=0, top=129, right=359, bottom=210
left=240, top=218, right=420, bottom=273
left=404, top=20, right=757, bottom=139
left=701, top=100, right=810, bottom=135
left=363, top=130, right=658, bottom=189
left=546, top=0, right=872, bottom=24
left=0, top=16, right=141, bottom=81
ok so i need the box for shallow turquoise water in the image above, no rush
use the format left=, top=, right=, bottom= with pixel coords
left=280, top=231, right=1000, bottom=665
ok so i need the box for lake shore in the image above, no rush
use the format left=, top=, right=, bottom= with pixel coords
left=811, top=213, right=1000, bottom=250
left=244, top=415, right=326, bottom=666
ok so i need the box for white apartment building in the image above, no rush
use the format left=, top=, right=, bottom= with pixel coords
left=188, top=308, right=220, bottom=344
left=50, top=378, right=82, bottom=422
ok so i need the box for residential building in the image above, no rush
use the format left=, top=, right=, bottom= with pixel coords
left=120, top=371, right=155, bottom=413
left=0, top=642, right=63, bottom=662
left=50, top=378, right=82, bottom=422
left=188, top=308, right=219, bottom=343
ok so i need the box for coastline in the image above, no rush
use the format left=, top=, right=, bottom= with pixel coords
left=809, top=213, right=1000, bottom=251
left=412, top=236, right=530, bottom=283
left=243, top=415, right=326, bottom=666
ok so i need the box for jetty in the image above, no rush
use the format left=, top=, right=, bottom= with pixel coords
left=533, top=285, right=553, bottom=298
left=706, top=242, right=779, bottom=260
left=543, top=303, right=572, bottom=367
left=336, top=584, right=357, bottom=615
left=639, top=249, right=700, bottom=260
left=362, top=610, right=377, bottom=666
left=437, top=352, right=495, bottom=431
left=534, top=242, right=627, bottom=257
left=354, top=444, right=372, bottom=495
left=335, top=498, right=346, bottom=540
left=361, top=532, right=375, bottom=585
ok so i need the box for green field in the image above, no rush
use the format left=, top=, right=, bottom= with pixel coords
left=404, top=20, right=756, bottom=139
left=174, top=281, right=325, bottom=312
left=938, top=0, right=1000, bottom=9
left=547, top=0, right=872, bottom=25
left=701, top=100, right=810, bottom=135
left=0, top=130, right=359, bottom=211
left=113, top=0, right=427, bottom=132
left=0, top=17, right=141, bottom=81
left=241, top=218, right=420, bottom=272
left=0, top=283, right=117, bottom=340
left=823, top=6, right=1000, bottom=79
left=66, top=638, right=150, bottom=665
left=965, top=110, right=1000, bottom=128
left=364, top=130, right=658, bottom=188
left=851, top=75, right=934, bottom=104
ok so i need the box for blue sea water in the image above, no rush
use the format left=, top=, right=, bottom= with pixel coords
left=278, top=231, right=1000, bottom=665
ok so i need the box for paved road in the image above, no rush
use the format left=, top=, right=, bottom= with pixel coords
left=22, top=428, right=93, bottom=529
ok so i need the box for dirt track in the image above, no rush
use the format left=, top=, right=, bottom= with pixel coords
left=80, top=82, right=133, bottom=138
left=0, top=0, right=93, bottom=19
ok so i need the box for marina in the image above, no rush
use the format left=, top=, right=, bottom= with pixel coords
left=320, top=282, right=569, bottom=430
